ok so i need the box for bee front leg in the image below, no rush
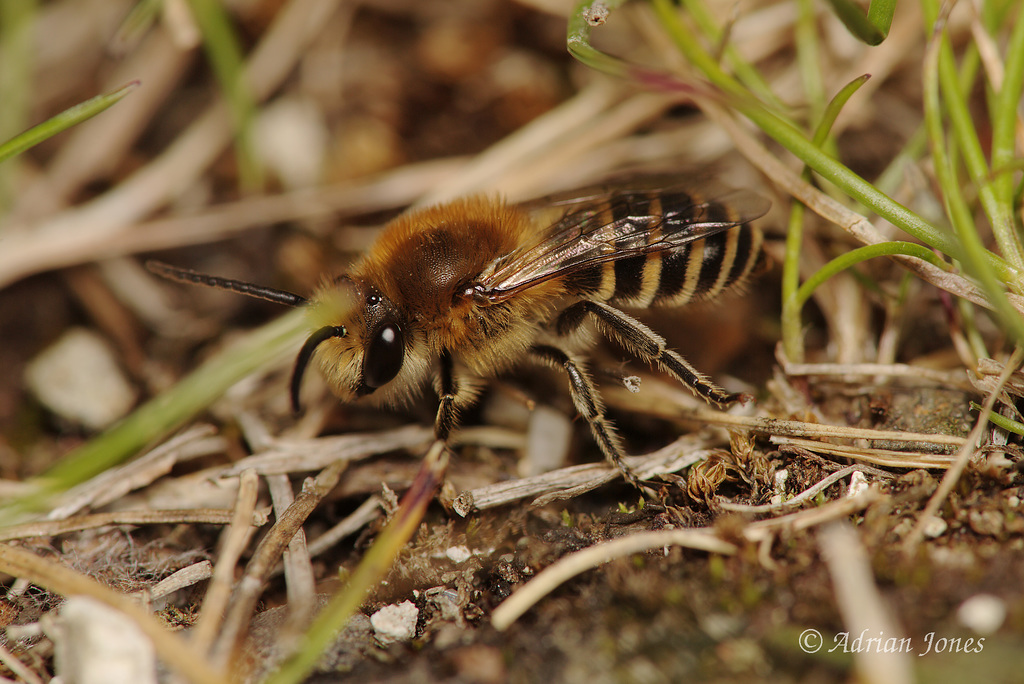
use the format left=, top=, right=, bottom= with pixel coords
left=529, top=344, right=642, bottom=488
left=556, top=301, right=748, bottom=408
left=434, top=349, right=460, bottom=442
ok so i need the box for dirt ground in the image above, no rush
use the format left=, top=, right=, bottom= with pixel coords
left=1, top=1, right=1023, bottom=682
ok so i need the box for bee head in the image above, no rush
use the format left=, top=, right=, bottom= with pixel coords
left=292, top=277, right=407, bottom=411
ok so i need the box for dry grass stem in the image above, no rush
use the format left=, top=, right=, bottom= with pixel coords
left=453, top=436, right=718, bottom=516
left=903, top=348, right=1024, bottom=552
left=266, top=474, right=316, bottom=630
left=659, top=396, right=967, bottom=448
left=48, top=424, right=225, bottom=520
left=147, top=560, right=214, bottom=602
left=0, top=543, right=224, bottom=684
left=633, top=378, right=969, bottom=448
left=0, top=508, right=242, bottom=542
left=211, top=460, right=347, bottom=664
left=218, top=425, right=432, bottom=477
left=742, top=486, right=883, bottom=543
left=969, top=3, right=1006, bottom=90
left=274, top=495, right=383, bottom=576
left=718, top=464, right=892, bottom=513
left=191, top=469, right=260, bottom=654
left=819, top=521, right=913, bottom=684
left=771, top=436, right=958, bottom=469
left=491, top=529, right=739, bottom=631
left=0, top=642, right=44, bottom=684
left=780, top=359, right=976, bottom=392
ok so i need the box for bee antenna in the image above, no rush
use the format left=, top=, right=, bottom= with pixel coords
left=291, top=325, right=347, bottom=413
left=146, top=260, right=307, bottom=307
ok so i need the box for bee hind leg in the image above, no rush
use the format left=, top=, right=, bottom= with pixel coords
left=556, top=301, right=748, bottom=408
left=529, top=344, right=647, bottom=489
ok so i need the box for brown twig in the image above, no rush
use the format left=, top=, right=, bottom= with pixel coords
left=211, top=460, right=347, bottom=665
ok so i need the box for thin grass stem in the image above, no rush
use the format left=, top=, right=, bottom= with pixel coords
left=794, top=242, right=950, bottom=310
left=649, top=0, right=1014, bottom=282
left=186, top=0, right=264, bottom=191
left=922, top=13, right=1024, bottom=343
left=0, top=83, right=139, bottom=166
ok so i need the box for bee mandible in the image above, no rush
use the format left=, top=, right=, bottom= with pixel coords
left=149, top=177, right=769, bottom=486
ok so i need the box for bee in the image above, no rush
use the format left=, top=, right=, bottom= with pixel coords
left=148, top=177, right=768, bottom=486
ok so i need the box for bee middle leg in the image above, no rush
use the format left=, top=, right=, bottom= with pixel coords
left=529, top=344, right=642, bottom=487
left=556, top=300, right=747, bottom=408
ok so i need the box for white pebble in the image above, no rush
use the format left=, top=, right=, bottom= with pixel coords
left=773, top=468, right=789, bottom=496
left=921, top=515, right=948, bottom=539
left=957, top=594, right=1006, bottom=635
left=846, top=470, right=870, bottom=497
left=521, top=404, right=573, bottom=477
left=370, top=601, right=418, bottom=645
left=446, top=545, right=472, bottom=563
left=25, top=328, right=137, bottom=430
left=255, top=97, right=328, bottom=189
left=51, top=596, right=156, bottom=684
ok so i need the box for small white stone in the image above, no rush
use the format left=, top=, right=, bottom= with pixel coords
left=847, top=470, right=870, bottom=497
left=52, top=596, right=157, bottom=684
left=445, top=545, right=472, bottom=563
left=521, top=404, right=573, bottom=477
left=370, top=601, right=418, bottom=645
left=25, top=328, right=137, bottom=430
left=921, top=515, right=948, bottom=539
left=773, top=469, right=789, bottom=496
left=957, top=594, right=1006, bottom=635
left=255, top=97, right=328, bottom=189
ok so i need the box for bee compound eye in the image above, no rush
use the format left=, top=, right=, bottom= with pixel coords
left=363, top=323, right=404, bottom=389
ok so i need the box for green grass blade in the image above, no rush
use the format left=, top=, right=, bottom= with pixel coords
left=186, top=0, right=264, bottom=191
left=970, top=402, right=1024, bottom=437
left=924, top=0, right=1024, bottom=274
left=794, top=242, right=950, bottom=310
left=0, top=308, right=307, bottom=523
left=824, top=0, right=895, bottom=45
left=812, top=75, right=871, bottom=147
left=989, top=7, right=1024, bottom=262
left=648, top=0, right=1014, bottom=282
left=266, top=442, right=448, bottom=684
left=0, top=0, right=36, bottom=208
left=781, top=74, right=872, bottom=362
left=922, top=15, right=1024, bottom=344
left=679, top=0, right=787, bottom=111
left=567, top=0, right=631, bottom=78
left=0, top=82, right=139, bottom=165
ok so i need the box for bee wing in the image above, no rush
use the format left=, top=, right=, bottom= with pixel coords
left=476, top=184, right=769, bottom=301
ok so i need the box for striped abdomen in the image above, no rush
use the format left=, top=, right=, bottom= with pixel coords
left=564, top=192, right=764, bottom=309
